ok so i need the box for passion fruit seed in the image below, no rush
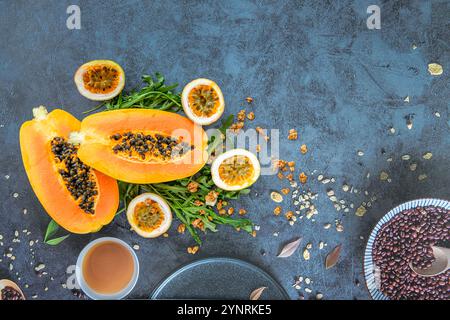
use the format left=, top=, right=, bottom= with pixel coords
left=111, top=132, right=194, bottom=161
left=51, top=137, right=97, bottom=214
left=218, top=155, right=254, bottom=186
left=1, top=286, right=24, bottom=300
left=133, top=199, right=164, bottom=232
left=83, top=65, right=120, bottom=94
left=188, top=85, right=220, bottom=117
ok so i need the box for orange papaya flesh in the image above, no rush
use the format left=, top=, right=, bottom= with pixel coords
left=74, top=109, right=209, bottom=184
left=19, top=107, right=119, bottom=234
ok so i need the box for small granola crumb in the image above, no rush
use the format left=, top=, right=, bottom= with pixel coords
left=299, top=172, right=308, bottom=184
left=237, top=109, right=246, bottom=121
left=246, top=111, right=255, bottom=121
left=177, top=224, right=186, bottom=234
left=288, top=129, right=298, bottom=140
left=300, top=144, right=308, bottom=154
left=273, top=206, right=282, bottom=216
left=187, top=181, right=199, bottom=193
left=285, top=211, right=294, bottom=220
left=245, top=97, right=253, bottom=103
left=187, top=246, right=199, bottom=254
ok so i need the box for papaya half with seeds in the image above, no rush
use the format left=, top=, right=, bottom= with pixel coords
left=20, top=106, right=119, bottom=234
left=70, top=109, right=209, bottom=184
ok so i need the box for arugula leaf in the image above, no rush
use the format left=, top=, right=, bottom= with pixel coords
left=44, top=219, right=70, bottom=245
left=45, top=234, right=70, bottom=246
left=84, top=73, right=182, bottom=114
left=44, top=219, right=59, bottom=242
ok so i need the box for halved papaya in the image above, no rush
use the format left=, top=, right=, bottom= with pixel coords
left=70, top=109, right=209, bottom=184
left=20, top=106, right=119, bottom=234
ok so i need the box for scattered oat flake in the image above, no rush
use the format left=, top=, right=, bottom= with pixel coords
left=245, top=97, right=253, bottom=103
left=246, top=111, right=255, bottom=121
left=250, top=286, right=266, bottom=300
left=401, top=154, right=411, bottom=161
left=428, top=63, right=443, bottom=76
left=355, top=205, right=367, bottom=217
left=410, top=163, right=417, bottom=171
left=422, top=152, right=432, bottom=160
left=277, top=238, right=302, bottom=258
left=418, top=174, right=427, bottom=181
left=303, top=249, right=310, bottom=260
left=379, top=171, right=389, bottom=181
left=336, top=223, right=344, bottom=232
left=404, top=96, right=410, bottom=102
left=270, top=191, right=283, bottom=203
left=325, top=244, right=342, bottom=269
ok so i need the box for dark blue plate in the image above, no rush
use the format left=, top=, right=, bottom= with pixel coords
left=151, top=257, right=289, bottom=300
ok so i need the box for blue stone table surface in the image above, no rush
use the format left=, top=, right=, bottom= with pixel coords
left=0, top=0, right=449, bottom=300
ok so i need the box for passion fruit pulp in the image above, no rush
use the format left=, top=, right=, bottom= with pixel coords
left=74, top=60, right=125, bottom=101
left=182, top=78, right=225, bottom=125
left=211, top=149, right=260, bottom=191
left=126, top=193, right=172, bottom=238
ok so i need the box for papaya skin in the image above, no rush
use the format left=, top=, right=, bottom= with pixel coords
left=19, top=107, right=119, bottom=234
left=74, top=109, right=209, bottom=184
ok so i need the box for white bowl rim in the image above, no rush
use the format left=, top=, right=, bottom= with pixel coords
left=363, top=198, right=450, bottom=300
left=75, top=237, right=140, bottom=300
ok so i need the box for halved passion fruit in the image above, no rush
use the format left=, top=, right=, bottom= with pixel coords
left=211, top=149, right=260, bottom=191
left=126, top=193, right=172, bottom=238
left=0, top=279, right=25, bottom=300
left=181, top=78, right=225, bottom=125
left=74, top=60, right=125, bottom=101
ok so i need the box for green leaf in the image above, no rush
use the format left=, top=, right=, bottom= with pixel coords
left=44, top=219, right=59, bottom=242
left=45, top=234, right=70, bottom=246
left=219, top=114, right=234, bottom=134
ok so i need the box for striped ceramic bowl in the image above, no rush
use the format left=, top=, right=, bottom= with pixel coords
left=363, top=198, right=450, bottom=300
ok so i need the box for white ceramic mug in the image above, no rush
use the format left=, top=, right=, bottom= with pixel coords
left=75, top=237, right=139, bottom=300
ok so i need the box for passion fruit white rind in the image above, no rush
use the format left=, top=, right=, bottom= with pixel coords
left=211, top=149, right=260, bottom=191
left=74, top=60, right=125, bottom=101
left=181, top=78, right=225, bottom=125
left=126, top=193, right=172, bottom=238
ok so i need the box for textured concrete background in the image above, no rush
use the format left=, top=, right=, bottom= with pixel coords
left=0, top=0, right=449, bottom=300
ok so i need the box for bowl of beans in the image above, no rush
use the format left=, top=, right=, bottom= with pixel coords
left=364, top=198, right=450, bottom=300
